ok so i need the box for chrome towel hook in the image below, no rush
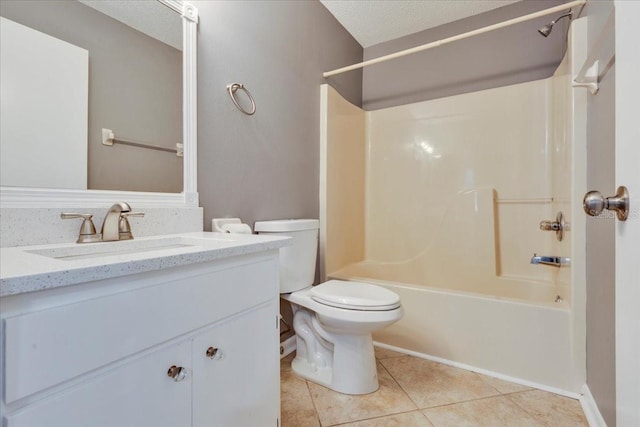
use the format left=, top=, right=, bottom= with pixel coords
left=227, top=83, right=256, bottom=115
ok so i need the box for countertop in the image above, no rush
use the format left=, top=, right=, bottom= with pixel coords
left=0, top=232, right=290, bottom=297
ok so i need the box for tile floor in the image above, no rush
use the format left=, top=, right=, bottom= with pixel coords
left=280, top=347, right=589, bottom=427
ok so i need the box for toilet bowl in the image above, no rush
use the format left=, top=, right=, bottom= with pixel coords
left=255, top=219, right=403, bottom=395
left=283, top=280, right=403, bottom=394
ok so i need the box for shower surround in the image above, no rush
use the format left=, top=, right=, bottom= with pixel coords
left=320, top=20, right=587, bottom=394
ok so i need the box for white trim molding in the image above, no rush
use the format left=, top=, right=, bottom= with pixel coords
left=0, top=0, right=199, bottom=209
left=580, top=384, right=608, bottom=427
left=181, top=0, right=198, bottom=195
left=0, top=187, right=199, bottom=208
left=158, top=0, right=198, bottom=23
left=373, top=342, right=583, bottom=399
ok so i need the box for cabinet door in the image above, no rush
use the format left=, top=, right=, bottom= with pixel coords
left=192, top=302, right=279, bottom=427
left=5, top=340, right=191, bottom=427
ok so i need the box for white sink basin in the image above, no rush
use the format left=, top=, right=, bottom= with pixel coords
left=27, top=237, right=201, bottom=261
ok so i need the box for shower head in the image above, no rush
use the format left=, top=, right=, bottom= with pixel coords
left=538, top=24, right=553, bottom=37
left=538, top=10, right=573, bottom=37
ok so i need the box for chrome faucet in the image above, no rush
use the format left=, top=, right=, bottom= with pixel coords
left=62, top=202, right=144, bottom=243
left=101, top=202, right=132, bottom=241
left=530, top=253, right=571, bottom=268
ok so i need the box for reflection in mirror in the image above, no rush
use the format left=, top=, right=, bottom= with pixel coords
left=0, top=0, right=183, bottom=193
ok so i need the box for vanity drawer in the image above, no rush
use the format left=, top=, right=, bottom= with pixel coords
left=3, top=256, right=278, bottom=404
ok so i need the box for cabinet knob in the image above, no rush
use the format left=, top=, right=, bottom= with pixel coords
left=206, top=346, right=223, bottom=360
left=167, top=365, right=187, bottom=382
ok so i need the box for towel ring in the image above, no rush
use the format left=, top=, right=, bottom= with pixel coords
left=227, top=83, right=256, bottom=115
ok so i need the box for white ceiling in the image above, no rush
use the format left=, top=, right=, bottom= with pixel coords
left=77, top=1, right=522, bottom=51
left=78, top=0, right=182, bottom=50
left=320, top=0, right=522, bottom=48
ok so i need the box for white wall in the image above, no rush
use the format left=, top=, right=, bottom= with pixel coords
left=365, top=79, right=555, bottom=287
left=582, top=2, right=617, bottom=425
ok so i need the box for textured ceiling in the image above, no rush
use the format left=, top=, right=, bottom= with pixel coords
left=320, top=0, right=522, bottom=48
left=78, top=0, right=182, bottom=50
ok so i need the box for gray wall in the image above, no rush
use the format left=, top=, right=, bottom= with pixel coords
left=362, top=0, right=570, bottom=110
left=195, top=0, right=362, bottom=231
left=584, top=2, right=616, bottom=425
left=0, top=0, right=182, bottom=193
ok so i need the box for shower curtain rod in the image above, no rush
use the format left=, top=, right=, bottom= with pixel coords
left=323, top=0, right=587, bottom=78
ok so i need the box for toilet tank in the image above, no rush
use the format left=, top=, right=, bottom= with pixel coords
left=254, top=219, right=319, bottom=293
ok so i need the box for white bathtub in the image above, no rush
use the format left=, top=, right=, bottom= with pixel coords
left=332, top=262, right=582, bottom=394
left=334, top=260, right=569, bottom=306
left=319, top=19, right=588, bottom=396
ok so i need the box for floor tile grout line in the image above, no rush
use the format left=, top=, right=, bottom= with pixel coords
left=375, top=354, right=408, bottom=360
left=315, top=359, right=420, bottom=426
left=383, top=356, right=539, bottom=411
left=281, top=371, right=322, bottom=427
left=380, top=353, right=535, bottom=399
left=317, top=370, right=420, bottom=426
left=303, top=379, right=324, bottom=427
left=378, top=357, right=424, bottom=411
left=380, top=356, right=495, bottom=410
left=471, top=370, right=505, bottom=396
left=500, top=389, right=536, bottom=397
left=420, top=392, right=552, bottom=427
left=422, top=409, right=438, bottom=427
left=326, top=409, right=429, bottom=427
left=281, top=353, right=323, bottom=426
left=503, top=390, right=558, bottom=427
left=420, top=391, right=533, bottom=411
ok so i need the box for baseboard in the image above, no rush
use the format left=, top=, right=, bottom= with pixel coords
left=579, top=384, right=608, bottom=427
left=280, top=335, right=296, bottom=359
left=373, top=341, right=581, bottom=399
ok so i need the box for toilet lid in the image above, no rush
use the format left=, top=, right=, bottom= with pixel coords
left=309, top=280, right=401, bottom=311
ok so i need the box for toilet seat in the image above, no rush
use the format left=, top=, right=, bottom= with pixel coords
left=310, top=280, right=401, bottom=311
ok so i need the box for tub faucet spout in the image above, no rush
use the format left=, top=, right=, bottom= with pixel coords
left=530, top=254, right=570, bottom=267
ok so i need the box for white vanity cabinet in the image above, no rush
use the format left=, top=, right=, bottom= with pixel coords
left=1, top=251, right=281, bottom=427
left=192, top=303, right=279, bottom=427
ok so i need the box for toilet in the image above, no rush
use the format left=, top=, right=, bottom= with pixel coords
left=254, top=219, right=403, bottom=395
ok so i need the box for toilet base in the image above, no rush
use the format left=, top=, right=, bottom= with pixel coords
left=291, top=332, right=379, bottom=395
left=291, top=356, right=333, bottom=389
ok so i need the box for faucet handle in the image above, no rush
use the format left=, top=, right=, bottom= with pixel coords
left=61, top=213, right=101, bottom=243
left=122, top=212, right=145, bottom=218
left=118, top=212, right=145, bottom=240
left=539, top=211, right=566, bottom=241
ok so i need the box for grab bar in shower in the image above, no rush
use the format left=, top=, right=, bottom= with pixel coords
left=497, top=198, right=553, bottom=205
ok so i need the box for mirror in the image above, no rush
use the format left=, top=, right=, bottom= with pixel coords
left=0, top=0, right=198, bottom=207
